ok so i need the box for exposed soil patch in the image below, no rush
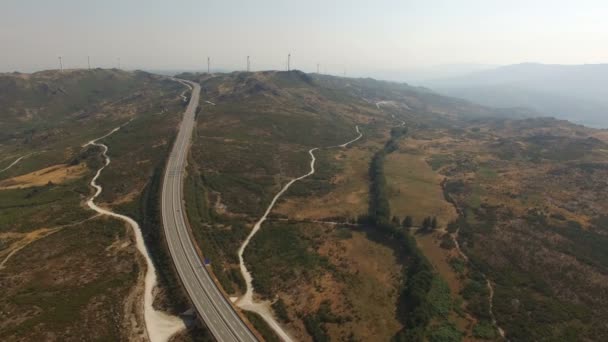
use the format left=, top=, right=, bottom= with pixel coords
left=0, top=163, right=86, bottom=189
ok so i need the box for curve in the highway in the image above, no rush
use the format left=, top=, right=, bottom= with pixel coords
left=161, top=79, right=258, bottom=342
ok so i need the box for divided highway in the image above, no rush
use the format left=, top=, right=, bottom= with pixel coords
left=161, top=79, right=258, bottom=342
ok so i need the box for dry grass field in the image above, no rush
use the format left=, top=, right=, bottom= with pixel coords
left=405, top=118, right=608, bottom=341
left=381, top=137, right=481, bottom=339
left=275, top=145, right=373, bottom=221
left=0, top=163, right=86, bottom=189
left=244, top=222, right=405, bottom=341
left=384, top=149, right=457, bottom=226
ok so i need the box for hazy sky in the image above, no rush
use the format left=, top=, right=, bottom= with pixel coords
left=2, top=0, right=607, bottom=77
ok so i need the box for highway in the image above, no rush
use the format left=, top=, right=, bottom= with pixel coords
left=161, top=79, right=258, bottom=342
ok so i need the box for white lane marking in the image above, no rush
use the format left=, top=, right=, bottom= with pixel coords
left=162, top=79, right=256, bottom=341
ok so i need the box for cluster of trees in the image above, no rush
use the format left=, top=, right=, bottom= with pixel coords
left=373, top=220, right=438, bottom=341
left=364, top=124, right=447, bottom=340
left=390, top=215, right=438, bottom=230
left=368, top=126, right=408, bottom=226
left=303, top=300, right=347, bottom=342
left=397, top=254, right=437, bottom=341
left=369, top=150, right=391, bottom=226
left=386, top=126, right=408, bottom=152
left=303, top=315, right=329, bottom=342
left=244, top=311, right=281, bottom=342
left=272, top=298, right=290, bottom=323
left=421, top=216, right=438, bottom=230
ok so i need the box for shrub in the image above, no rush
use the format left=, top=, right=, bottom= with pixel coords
left=272, top=298, right=290, bottom=322
left=402, top=215, right=413, bottom=228
left=473, top=321, right=497, bottom=340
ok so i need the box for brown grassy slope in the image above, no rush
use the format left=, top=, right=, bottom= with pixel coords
left=183, top=71, right=382, bottom=285
left=243, top=222, right=405, bottom=342
left=384, top=150, right=458, bottom=226
left=0, top=69, right=192, bottom=340
left=0, top=69, right=183, bottom=180
left=178, top=70, right=519, bottom=340
left=275, top=145, right=373, bottom=221
left=0, top=218, right=143, bottom=341
left=424, top=117, right=608, bottom=341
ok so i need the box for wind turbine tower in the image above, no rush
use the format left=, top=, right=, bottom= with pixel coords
left=207, top=57, right=210, bottom=73
left=287, top=53, right=291, bottom=71
left=58, top=56, right=63, bottom=72
left=247, top=56, right=250, bottom=72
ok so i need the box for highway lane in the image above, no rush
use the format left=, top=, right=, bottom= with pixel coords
left=161, top=79, right=258, bottom=342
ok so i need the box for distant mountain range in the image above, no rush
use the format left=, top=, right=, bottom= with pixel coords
left=423, top=63, right=608, bottom=128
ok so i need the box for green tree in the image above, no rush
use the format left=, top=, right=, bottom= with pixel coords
left=392, top=216, right=401, bottom=226
left=431, top=216, right=438, bottom=230
left=403, top=215, right=413, bottom=228
left=422, top=216, right=431, bottom=230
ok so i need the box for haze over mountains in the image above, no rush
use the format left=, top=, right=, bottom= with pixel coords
left=424, top=63, right=608, bottom=128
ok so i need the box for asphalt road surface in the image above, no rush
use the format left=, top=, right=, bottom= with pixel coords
left=161, top=79, right=258, bottom=342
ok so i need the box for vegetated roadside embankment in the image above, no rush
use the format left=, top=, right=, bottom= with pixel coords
left=84, top=124, right=186, bottom=342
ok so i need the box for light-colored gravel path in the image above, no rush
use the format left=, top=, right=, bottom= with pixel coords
left=0, top=154, right=32, bottom=173
left=85, top=125, right=185, bottom=342
left=237, top=125, right=363, bottom=341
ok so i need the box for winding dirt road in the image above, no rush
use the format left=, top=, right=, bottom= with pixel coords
left=237, top=125, right=363, bottom=340
left=0, top=154, right=31, bottom=173
left=85, top=125, right=185, bottom=342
